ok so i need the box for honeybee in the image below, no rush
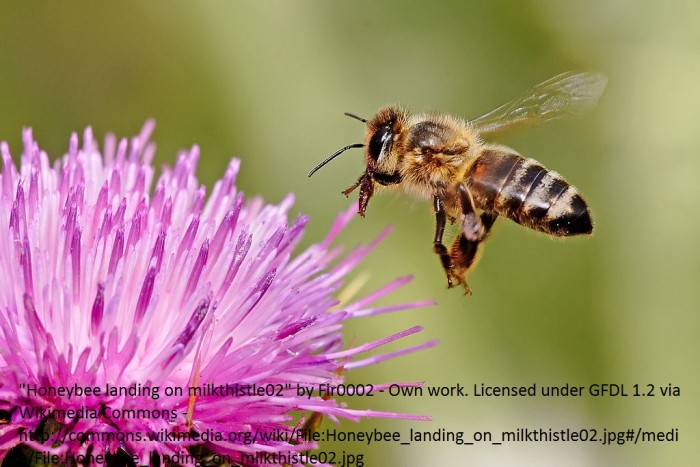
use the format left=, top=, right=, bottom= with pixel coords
left=308, top=71, right=607, bottom=294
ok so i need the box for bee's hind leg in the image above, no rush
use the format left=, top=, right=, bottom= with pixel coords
left=447, top=184, right=498, bottom=295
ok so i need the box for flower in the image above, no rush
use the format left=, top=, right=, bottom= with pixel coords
left=0, top=121, right=436, bottom=466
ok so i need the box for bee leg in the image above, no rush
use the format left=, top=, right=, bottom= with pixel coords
left=448, top=185, right=499, bottom=295
left=356, top=174, right=375, bottom=217
left=342, top=172, right=374, bottom=217
left=342, top=177, right=362, bottom=197
left=480, top=211, right=498, bottom=234
left=457, top=184, right=487, bottom=241
left=432, top=195, right=461, bottom=289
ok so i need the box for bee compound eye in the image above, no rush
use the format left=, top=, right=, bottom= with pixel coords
left=368, top=125, right=393, bottom=162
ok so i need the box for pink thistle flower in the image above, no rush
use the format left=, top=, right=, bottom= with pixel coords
left=0, top=121, right=436, bottom=466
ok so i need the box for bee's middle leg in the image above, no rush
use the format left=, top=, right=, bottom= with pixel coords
left=433, top=195, right=462, bottom=290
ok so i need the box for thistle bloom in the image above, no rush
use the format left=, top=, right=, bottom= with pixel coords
left=0, top=122, right=435, bottom=466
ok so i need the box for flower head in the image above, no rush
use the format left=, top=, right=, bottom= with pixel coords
left=0, top=121, right=435, bottom=466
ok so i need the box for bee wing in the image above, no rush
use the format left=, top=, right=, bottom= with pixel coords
left=471, top=71, right=607, bottom=135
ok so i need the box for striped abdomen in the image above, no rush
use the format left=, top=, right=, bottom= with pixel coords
left=465, top=149, right=592, bottom=236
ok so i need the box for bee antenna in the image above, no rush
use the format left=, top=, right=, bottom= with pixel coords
left=344, top=112, right=367, bottom=123
left=308, top=143, right=364, bottom=177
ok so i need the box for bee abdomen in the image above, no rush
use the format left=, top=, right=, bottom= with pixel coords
left=466, top=149, right=592, bottom=236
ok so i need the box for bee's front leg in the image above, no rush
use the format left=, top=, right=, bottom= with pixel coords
left=343, top=172, right=375, bottom=217
left=446, top=184, right=498, bottom=295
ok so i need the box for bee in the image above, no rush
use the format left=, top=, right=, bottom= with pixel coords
left=308, top=71, right=607, bottom=294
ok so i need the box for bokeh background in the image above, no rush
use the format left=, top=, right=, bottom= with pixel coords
left=1, top=1, right=697, bottom=465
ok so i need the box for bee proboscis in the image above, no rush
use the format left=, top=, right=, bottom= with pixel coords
left=308, top=71, right=607, bottom=294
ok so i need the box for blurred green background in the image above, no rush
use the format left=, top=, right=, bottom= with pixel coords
left=1, top=1, right=697, bottom=465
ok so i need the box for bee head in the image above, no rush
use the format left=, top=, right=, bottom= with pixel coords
left=307, top=108, right=405, bottom=217
left=364, top=107, right=405, bottom=174
left=367, top=121, right=393, bottom=163
left=308, top=108, right=406, bottom=178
